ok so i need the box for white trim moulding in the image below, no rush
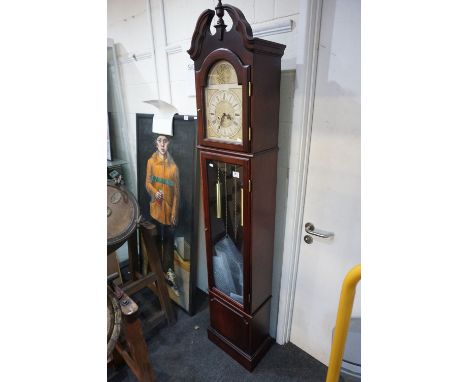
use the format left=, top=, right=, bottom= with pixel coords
left=252, top=18, right=293, bottom=38
left=164, top=18, right=293, bottom=56
left=118, top=52, right=153, bottom=65
left=165, top=44, right=183, bottom=55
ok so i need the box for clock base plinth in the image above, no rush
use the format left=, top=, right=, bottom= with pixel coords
left=207, top=326, right=274, bottom=372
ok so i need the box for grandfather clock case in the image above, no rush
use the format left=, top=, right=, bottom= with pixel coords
left=188, top=1, right=285, bottom=371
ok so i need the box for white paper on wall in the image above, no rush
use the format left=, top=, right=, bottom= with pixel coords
left=143, top=100, right=178, bottom=136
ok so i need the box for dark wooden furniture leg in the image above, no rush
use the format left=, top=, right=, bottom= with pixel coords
left=114, top=289, right=157, bottom=382
left=119, top=220, right=176, bottom=328
left=139, top=220, right=176, bottom=325
left=127, top=230, right=139, bottom=281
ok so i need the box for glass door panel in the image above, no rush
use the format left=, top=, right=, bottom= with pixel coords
left=206, top=159, right=244, bottom=304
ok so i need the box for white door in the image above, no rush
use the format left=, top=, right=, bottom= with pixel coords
left=290, top=0, right=361, bottom=365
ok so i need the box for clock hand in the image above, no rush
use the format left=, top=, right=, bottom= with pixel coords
left=219, top=113, right=227, bottom=128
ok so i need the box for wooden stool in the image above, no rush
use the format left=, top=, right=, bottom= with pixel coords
left=108, top=277, right=156, bottom=382
left=120, top=219, right=176, bottom=326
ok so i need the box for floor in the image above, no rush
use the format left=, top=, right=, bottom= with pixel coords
left=108, top=287, right=359, bottom=382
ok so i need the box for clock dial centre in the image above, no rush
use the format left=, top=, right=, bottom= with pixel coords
left=215, top=101, right=234, bottom=128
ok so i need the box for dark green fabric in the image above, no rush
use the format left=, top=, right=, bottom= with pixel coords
left=151, top=175, right=175, bottom=187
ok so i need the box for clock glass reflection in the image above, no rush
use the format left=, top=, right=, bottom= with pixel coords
left=206, top=159, right=244, bottom=304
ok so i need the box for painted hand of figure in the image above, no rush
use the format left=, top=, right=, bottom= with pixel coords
left=171, top=215, right=176, bottom=226
left=155, top=190, right=163, bottom=200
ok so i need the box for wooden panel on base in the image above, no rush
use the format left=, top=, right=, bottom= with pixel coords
left=207, top=327, right=274, bottom=372
left=208, top=292, right=273, bottom=371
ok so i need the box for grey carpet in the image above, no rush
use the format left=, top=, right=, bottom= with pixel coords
left=108, top=288, right=359, bottom=382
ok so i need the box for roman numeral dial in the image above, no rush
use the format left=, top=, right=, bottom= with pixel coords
left=206, top=89, right=242, bottom=140
left=204, top=60, right=243, bottom=144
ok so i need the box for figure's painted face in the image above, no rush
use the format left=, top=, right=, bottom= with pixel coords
left=156, top=136, right=170, bottom=155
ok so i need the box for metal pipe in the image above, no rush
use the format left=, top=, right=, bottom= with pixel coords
left=326, top=264, right=361, bottom=382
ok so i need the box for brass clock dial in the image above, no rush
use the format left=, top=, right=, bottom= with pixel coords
left=206, top=89, right=242, bottom=141
left=204, top=60, right=243, bottom=143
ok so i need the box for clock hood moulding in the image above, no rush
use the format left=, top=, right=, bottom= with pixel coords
left=187, top=4, right=286, bottom=69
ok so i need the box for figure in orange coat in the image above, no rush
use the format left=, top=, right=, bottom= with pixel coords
left=146, top=135, right=180, bottom=295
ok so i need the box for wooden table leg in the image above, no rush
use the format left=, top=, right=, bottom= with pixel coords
left=114, top=289, right=157, bottom=382
left=128, top=230, right=139, bottom=281
left=123, top=316, right=156, bottom=382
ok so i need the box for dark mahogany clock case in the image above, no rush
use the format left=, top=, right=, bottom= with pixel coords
left=188, top=2, right=285, bottom=371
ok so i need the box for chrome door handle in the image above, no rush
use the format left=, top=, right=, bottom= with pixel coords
left=305, top=223, right=334, bottom=239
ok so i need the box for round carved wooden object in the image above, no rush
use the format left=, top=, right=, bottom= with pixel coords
left=107, top=181, right=139, bottom=253
left=107, top=292, right=122, bottom=360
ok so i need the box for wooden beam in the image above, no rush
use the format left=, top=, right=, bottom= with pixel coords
left=123, top=273, right=159, bottom=296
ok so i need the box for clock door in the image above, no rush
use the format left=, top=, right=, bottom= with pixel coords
left=196, top=50, right=250, bottom=152
left=201, top=151, right=251, bottom=310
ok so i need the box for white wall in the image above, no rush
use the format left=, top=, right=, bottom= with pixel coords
left=107, top=0, right=299, bottom=336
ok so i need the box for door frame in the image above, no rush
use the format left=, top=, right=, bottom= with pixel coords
left=275, top=0, right=324, bottom=345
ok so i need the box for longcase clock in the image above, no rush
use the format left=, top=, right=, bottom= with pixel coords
left=188, top=1, right=285, bottom=371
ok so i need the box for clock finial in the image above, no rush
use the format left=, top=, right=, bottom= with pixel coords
left=214, top=0, right=226, bottom=40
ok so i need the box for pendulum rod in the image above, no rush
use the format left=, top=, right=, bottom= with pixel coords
left=234, top=165, right=237, bottom=241
left=241, top=186, right=244, bottom=228
left=216, top=163, right=222, bottom=218
left=224, top=162, right=228, bottom=237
